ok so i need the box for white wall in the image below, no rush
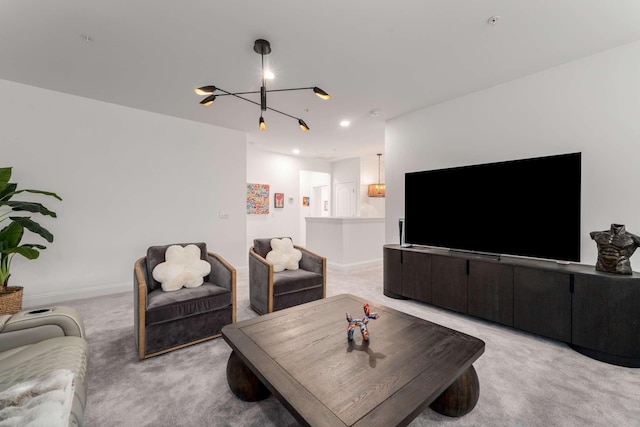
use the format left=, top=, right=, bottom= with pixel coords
left=246, top=147, right=330, bottom=253
left=306, top=217, right=385, bottom=271
left=0, top=79, right=247, bottom=307
left=359, top=154, right=386, bottom=218
left=386, top=40, right=640, bottom=267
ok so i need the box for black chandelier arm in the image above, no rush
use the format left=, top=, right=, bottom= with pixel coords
left=266, top=106, right=310, bottom=131
left=204, top=87, right=316, bottom=97
left=212, top=87, right=263, bottom=107
left=265, top=105, right=301, bottom=121
left=211, top=86, right=303, bottom=121
left=263, top=87, right=315, bottom=93
left=213, top=90, right=261, bottom=96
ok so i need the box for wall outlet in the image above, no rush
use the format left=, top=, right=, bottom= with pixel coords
left=218, top=211, right=229, bottom=219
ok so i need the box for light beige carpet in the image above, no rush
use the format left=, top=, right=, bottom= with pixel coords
left=58, top=265, right=640, bottom=426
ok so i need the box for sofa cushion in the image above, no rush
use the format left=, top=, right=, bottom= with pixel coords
left=146, top=283, right=231, bottom=325
left=273, top=270, right=324, bottom=295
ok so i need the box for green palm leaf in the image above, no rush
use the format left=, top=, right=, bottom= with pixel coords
left=0, top=168, right=10, bottom=191
left=0, top=222, right=24, bottom=248
left=0, top=246, right=40, bottom=259
left=9, top=189, right=62, bottom=201
left=0, top=166, right=61, bottom=287
left=1, top=201, right=57, bottom=218
left=0, top=183, right=17, bottom=201
left=9, top=217, right=53, bottom=242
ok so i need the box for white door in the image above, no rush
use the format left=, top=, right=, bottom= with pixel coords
left=312, top=186, right=323, bottom=217
left=335, top=182, right=356, bottom=217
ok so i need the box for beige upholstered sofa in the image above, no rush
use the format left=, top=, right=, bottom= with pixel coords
left=0, top=306, right=89, bottom=427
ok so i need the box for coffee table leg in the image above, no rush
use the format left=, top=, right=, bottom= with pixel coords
left=429, top=365, right=480, bottom=417
left=226, top=351, right=271, bottom=402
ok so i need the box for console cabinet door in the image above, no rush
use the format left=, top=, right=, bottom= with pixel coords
left=402, top=251, right=432, bottom=303
left=513, top=267, right=571, bottom=342
left=468, top=261, right=514, bottom=326
left=431, top=255, right=468, bottom=313
left=572, top=275, right=640, bottom=357
left=383, top=248, right=403, bottom=297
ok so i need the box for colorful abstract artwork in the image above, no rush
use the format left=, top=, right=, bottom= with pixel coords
left=302, top=196, right=310, bottom=207
left=274, top=193, right=284, bottom=208
left=247, top=183, right=270, bottom=214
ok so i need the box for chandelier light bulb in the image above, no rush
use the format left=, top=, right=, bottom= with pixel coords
left=264, top=70, right=275, bottom=80
left=199, top=94, right=216, bottom=106
left=313, top=87, right=331, bottom=100
left=195, top=86, right=217, bottom=96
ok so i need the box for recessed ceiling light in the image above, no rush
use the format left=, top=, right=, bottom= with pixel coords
left=292, top=148, right=300, bottom=154
left=340, top=120, right=350, bottom=127
left=264, top=70, right=275, bottom=80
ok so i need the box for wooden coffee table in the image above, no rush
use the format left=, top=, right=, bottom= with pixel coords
left=222, top=294, right=485, bottom=426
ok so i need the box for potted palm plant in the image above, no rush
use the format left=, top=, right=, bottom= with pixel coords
left=0, top=167, right=62, bottom=314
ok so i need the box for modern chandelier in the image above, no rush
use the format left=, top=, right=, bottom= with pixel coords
left=195, top=39, right=331, bottom=131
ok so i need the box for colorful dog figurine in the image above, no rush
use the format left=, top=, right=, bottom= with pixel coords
left=346, top=303, right=380, bottom=341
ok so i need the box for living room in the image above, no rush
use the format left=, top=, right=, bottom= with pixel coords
left=2, top=2, right=640, bottom=426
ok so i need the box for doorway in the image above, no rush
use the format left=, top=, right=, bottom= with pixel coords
left=299, top=171, right=331, bottom=245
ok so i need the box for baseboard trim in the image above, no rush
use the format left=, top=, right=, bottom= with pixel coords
left=21, top=264, right=250, bottom=309
left=327, top=259, right=382, bottom=272
left=23, top=282, right=131, bottom=309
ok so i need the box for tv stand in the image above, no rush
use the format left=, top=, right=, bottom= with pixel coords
left=383, top=244, right=640, bottom=368
left=449, top=248, right=501, bottom=260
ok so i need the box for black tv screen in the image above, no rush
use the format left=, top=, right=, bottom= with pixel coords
left=404, top=152, right=581, bottom=262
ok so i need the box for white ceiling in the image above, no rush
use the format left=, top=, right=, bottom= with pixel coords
left=2, top=1, right=640, bottom=161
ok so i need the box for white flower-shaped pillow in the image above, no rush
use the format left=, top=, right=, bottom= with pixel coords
left=152, top=244, right=211, bottom=292
left=266, top=238, right=302, bottom=272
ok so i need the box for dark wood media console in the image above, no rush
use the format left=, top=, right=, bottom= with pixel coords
left=384, top=244, right=640, bottom=368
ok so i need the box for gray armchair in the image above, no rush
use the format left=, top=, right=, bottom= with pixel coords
left=249, top=238, right=326, bottom=314
left=134, top=242, right=236, bottom=359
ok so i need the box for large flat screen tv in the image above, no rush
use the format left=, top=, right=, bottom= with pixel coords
left=404, top=152, right=581, bottom=262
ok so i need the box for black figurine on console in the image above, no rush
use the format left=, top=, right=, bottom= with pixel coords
left=590, top=224, right=640, bottom=275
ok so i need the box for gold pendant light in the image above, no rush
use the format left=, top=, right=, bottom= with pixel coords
left=368, top=153, right=386, bottom=197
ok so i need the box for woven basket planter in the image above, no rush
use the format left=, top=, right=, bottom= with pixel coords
left=0, top=286, right=24, bottom=315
